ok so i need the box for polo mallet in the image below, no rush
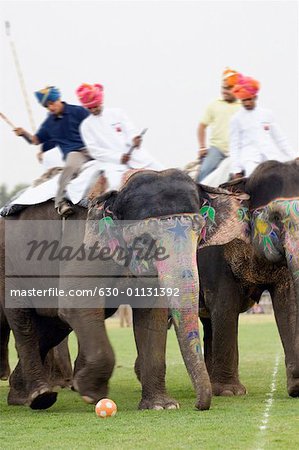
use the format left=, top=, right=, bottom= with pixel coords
left=126, top=128, right=148, bottom=159
left=0, top=111, right=32, bottom=143
left=5, top=21, right=36, bottom=133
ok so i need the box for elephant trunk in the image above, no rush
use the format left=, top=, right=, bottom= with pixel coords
left=284, top=229, right=299, bottom=377
left=156, top=220, right=212, bottom=410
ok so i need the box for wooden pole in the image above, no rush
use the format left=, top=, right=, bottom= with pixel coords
left=5, top=21, right=36, bottom=133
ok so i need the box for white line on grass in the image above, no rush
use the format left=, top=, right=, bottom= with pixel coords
left=255, top=353, right=281, bottom=450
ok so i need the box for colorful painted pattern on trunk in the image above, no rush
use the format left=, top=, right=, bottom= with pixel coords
left=154, top=217, right=202, bottom=355
left=252, top=198, right=299, bottom=275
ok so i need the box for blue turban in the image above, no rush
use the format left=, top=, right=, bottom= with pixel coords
left=35, top=86, right=61, bottom=106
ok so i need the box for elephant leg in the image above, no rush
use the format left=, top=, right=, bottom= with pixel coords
left=73, top=344, right=85, bottom=382
left=36, top=315, right=72, bottom=391
left=133, top=307, right=179, bottom=410
left=59, top=308, right=115, bottom=404
left=43, top=338, right=73, bottom=389
left=200, top=250, right=246, bottom=397
left=207, top=279, right=246, bottom=396
left=210, top=308, right=246, bottom=396
left=200, top=317, right=213, bottom=377
left=8, top=360, right=28, bottom=405
left=0, top=307, right=11, bottom=381
left=5, top=309, right=57, bottom=409
left=269, top=280, right=299, bottom=397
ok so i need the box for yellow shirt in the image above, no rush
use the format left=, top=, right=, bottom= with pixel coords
left=201, top=98, right=241, bottom=155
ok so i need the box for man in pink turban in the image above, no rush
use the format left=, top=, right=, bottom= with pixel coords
left=231, top=76, right=260, bottom=101
left=76, top=83, right=164, bottom=190
left=76, top=83, right=104, bottom=110
left=229, top=75, right=295, bottom=178
left=195, top=67, right=241, bottom=183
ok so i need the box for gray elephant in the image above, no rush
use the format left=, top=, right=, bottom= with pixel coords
left=0, top=169, right=206, bottom=410
left=197, top=160, right=299, bottom=398
left=83, top=170, right=250, bottom=409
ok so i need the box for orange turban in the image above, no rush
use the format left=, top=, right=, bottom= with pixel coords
left=232, top=76, right=260, bottom=99
left=222, top=67, right=240, bottom=87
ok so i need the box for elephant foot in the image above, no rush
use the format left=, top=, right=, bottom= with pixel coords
left=0, top=368, right=10, bottom=381
left=212, top=381, right=247, bottom=396
left=73, top=377, right=109, bottom=404
left=286, top=365, right=299, bottom=397
left=7, top=389, right=27, bottom=406
left=29, top=386, right=57, bottom=410
left=138, top=394, right=179, bottom=410
left=287, top=377, right=299, bottom=397
left=50, top=378, right=73, bottom=390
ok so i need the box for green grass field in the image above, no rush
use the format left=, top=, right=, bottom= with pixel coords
left=0, top=315, right=298, bottom=450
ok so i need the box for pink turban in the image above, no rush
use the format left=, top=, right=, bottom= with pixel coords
left=232, top=75, right=260, bottom=99
left=76, top=83, right=104, bottom=108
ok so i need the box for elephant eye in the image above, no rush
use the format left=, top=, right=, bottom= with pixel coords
left=270, top=213, right=281, bottom=223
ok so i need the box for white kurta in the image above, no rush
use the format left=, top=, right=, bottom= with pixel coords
left=80, top=108, right=164, bottom=189
left=230, top=107, right=296, bottom=176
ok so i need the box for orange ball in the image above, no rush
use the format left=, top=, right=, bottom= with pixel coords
left=95, top=398, right=117, bottom=418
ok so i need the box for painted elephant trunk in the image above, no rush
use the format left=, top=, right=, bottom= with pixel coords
left=156, top=216, right=212, bottom=410
left=284, top=229, right=299, bottom=378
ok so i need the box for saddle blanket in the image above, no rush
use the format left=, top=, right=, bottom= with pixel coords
left=1, top=160, right=105, bottom=214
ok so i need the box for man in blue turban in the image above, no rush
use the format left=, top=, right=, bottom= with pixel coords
left=34, top=86, right=61, bottom=106
left=14, top=86, right=90, bottom=217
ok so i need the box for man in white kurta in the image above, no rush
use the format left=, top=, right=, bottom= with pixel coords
left=76, top=83, right=164, bottom=190
left=230, top=76, right=296, bottom=178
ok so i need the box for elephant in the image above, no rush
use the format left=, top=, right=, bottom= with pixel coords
left=197, top=160, right=299, bottom=398
left=83, top=170, right=250, bottom=409
left=1, top=167, right=252, bottom=411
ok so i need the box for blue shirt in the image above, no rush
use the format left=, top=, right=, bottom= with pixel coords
left=36, top=103, right=89, bottom=159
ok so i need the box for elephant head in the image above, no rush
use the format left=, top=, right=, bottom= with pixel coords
left=222, top=160, right=299, bottom=378
left=85, top=169, right=212, bottom=410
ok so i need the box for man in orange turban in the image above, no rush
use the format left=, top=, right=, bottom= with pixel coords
left=230, top=75, right=295, bottom=178
left=195, top=67, right=241, bottom=182
left=222, top=67, right=240, bottom=88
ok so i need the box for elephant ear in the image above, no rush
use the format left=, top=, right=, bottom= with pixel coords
left=197, top=184, right=250, bottom=248
left=219, top=178, right=248, bottom=192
